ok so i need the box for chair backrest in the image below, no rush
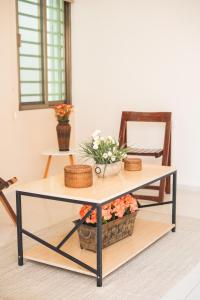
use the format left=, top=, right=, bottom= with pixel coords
left=119, top=111, right=171, bottom=164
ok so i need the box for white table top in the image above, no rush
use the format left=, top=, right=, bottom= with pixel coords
left=16, top=164, right=176, bottom=204
left=42, top=149, right=77, bottom=156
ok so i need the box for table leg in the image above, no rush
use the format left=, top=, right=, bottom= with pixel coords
left=96, top=205, right=102, bottom=287
left=172, top=171, right=177, bottom=232
left=16, top=191, right=23, bottom=266
left=43, top=155, right=52, bottom=178
left=68, top=154, right=75, bottom=165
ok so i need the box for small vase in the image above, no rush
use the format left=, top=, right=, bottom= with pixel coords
left=95, top=161, right=121, bottom=178
left=56, top=121, right=71, bottom=151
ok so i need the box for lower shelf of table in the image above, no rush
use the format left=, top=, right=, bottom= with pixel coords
left=24, top=218, right=174, bottom=278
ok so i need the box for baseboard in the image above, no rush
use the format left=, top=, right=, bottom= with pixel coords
left=178, top=184, right=200, bottom=192
left=140, top=184, right=200, bottom=219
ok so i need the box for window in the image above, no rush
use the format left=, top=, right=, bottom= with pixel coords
left=16, top=0, right=71, bottom=110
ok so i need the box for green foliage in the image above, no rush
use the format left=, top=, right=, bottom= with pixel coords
left=80, top=131, right=127, bottom=164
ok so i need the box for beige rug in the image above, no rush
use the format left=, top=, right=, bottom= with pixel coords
left=1, top=213, right=200, bottom=300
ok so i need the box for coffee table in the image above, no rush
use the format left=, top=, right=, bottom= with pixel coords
left=16, top=164, right=177, bottom=287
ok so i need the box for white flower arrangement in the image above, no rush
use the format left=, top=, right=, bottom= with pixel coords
left=81, top=130, right=127, bottom=164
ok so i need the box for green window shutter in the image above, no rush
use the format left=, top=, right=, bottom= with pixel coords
left=18, top=0, right=44, bottom=104
left=46, top=0, right=65, bottom=102
left=17, top=0, right=68, bottom=107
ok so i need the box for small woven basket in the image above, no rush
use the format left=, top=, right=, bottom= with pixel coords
left=74, top=212, right=137, bottom=252
left=124, top=158, right=142, bottom=171
left=64, top=165, right=93, bottom=188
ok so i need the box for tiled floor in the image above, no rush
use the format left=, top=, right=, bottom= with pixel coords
left=1, top=186, right=200, bottom=299
left=161, top=261, right=200, bottom=300
left=0, top=211, right=16, bottom=247
left=187, top=282, right=200, bottom=300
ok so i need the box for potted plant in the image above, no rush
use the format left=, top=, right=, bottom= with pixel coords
left=81, top=130, right=127, bottom=177
left=75, top=194, right=138, bottom=252
left=53, top=104, right=73, bottom=151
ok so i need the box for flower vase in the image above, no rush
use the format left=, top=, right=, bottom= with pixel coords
left=95, top=161, right=121, bottom=178
left=56, top=121, right=71, bottom=151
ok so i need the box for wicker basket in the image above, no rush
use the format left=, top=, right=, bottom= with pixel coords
left=124, top=158, right=142, bottom=171
left=74, top=212, right=137, bottom=252
left=64, top=165, right=93, bottom=188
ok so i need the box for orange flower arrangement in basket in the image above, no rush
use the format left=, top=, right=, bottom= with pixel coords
left=80, top=194, right=138, bottom=225
left=53, top=104, right=73, bottom=124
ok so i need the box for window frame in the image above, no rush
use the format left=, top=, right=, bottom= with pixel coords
left=16, top=0, right=72, bottom=111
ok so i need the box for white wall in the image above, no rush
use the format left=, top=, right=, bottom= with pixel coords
left=0, top=0, right=76, bottom=182
left=0, top=0, right=74, bottom=182
left=1, top=0, right=200, bottom=224
left=0, top=0, right=76, bottom=230
left=72, top=0, right=200, bottom=188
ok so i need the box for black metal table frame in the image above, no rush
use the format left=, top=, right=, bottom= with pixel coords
left=16, top=170, right=177, bottom=287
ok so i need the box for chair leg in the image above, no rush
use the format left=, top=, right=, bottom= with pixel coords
left=166, top=176, right=171, bottom=194
left=165, top=139, right=171, bottom=194
left=158, top=178, right=165, bottom=202
left=133, top=179, right=165, bottom=202
left=133, top=194, right=163, bottom=202
left=0, top=191, right=16, bottom=225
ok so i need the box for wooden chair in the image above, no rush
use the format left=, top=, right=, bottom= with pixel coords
left=0, top=177, right=17, bottom=225
left=119, top=111, right=171, bottom=202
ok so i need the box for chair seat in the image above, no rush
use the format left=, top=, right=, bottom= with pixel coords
left=127, top=147, right=163, bottom=158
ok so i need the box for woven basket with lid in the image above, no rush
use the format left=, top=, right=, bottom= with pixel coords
left=64, top=165, right=93, bottom=188
left=124, top=158, right=142, bottom=171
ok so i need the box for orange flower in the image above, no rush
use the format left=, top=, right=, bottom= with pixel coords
left=111, top=199, right=126, bottom=218
left=102, top=204, right=112, bottom=221
left=88, top=210, right=97, bottom=224
left=123, top=195, right=138, bottom=213
left=79, top=205, right=97, bottom=224
left=79, top=194, right=138, bottom=225
left=80, top=205, right=91, bottom=218
left=53, top=104, right=73, bottom=123
left=57, top=109, right=65, bottom=117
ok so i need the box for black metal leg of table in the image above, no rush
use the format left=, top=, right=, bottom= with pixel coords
left=172, top=171, right=177, bottom=232
left=16, top=191, right=23, bottom=266
left=96, top=205, right=102, bottom=287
